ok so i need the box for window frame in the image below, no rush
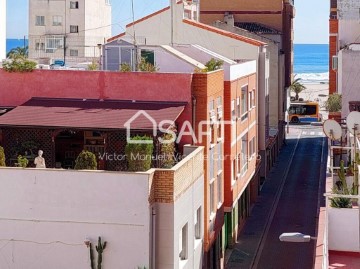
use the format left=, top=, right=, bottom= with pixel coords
left=35, top=15, right=45, bottom=26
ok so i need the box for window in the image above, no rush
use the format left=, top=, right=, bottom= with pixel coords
left=231, top=99, right=236, bottom=120
left=70, top=1, right=79, bottom=9
left=70, top=25, right=79, bottom=33
left=241, top=134, right=248, bottom=175
left=241, top=85, right=248, bottom=120
left=35, top=16, right=45, bottom=26
left=237, top=154, right=241, bottom=176
left=251, top=90, right=256, bottom=108
left=210, top=124, right=215, bottom=144
left=179, top=223, right=188, bottom=260
left=209, top=100, right=215, bottom=111
left=209, top=147, right=215, bottom=180
left=237, top=97, right=241, bottom=118
left=141, top=49, right=155, bottom=65
left=52, top=16, right=62, bottom=26
left=217, top=142, right=222, bottom=171
left=217, top=172, right=222, bottom=204
left=45, top=36, right=64, bottom=53
left=249, top=137, right=256, bottom=158
left=232, top=158, right=236, bottom=181
left=195, top=207, right=201, bottom=239
left=217, top=122, right=222, bottom=139
left=35, top=41, right=45, bottom=51
left=217, top=96, right=222, bottom=107
left=70, top=49, right=78, bottom=56
left=210, top=182, right=215, bottom=214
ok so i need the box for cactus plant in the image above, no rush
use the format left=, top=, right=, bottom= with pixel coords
left=0, top=146, right=5, bottom=166
left=89, top=242, right=95, bottom=269
left=95, top=237, right=107, bottom=269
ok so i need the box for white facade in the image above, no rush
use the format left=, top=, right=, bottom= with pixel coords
left=28, top=0, right=111, bottom=64
left=0, top=168, right=151, bottom=269
left=0, top=146, right=204, bottom=269
left=335, top=1, right=360, bottom=116
left=337, top=45, right=360, bottom=117
left=0, top=0, right=5, bottom=60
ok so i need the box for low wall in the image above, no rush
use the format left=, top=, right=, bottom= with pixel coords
left=0, top=168, right=151, bottom=269
left=328, top=207, right=360, bottom=252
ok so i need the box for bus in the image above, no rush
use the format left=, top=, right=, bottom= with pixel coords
left=288, top=102, right=322, bottom=123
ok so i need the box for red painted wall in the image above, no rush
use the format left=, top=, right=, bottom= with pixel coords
left=0, top=69, right=193, bottom=146
left=0, top=69, right=192, bottom=105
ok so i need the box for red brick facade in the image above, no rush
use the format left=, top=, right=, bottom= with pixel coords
left=329, top=19, right=338, bottom=94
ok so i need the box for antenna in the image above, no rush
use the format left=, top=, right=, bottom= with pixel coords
left=323, top=119, right=342, bottom=140
left=346, top=111, right=360, bottom=136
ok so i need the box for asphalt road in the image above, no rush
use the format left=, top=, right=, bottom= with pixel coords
left=226, top=126, right=327, bottom=269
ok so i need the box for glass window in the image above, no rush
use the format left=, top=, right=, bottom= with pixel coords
left=237, top=97, right=241, bottom=117
left=210, top=182, right=215, bottom=214
left=179, top=223, right=188, bottom=260
left=70, top=49, right=78, bottom=56
left=70, top=25, right=79, bottom=33
left=45, top=36, right=64, bottom=53
left=195, top=207, right=201, bottom=239
left=35, top=16, right=45, bottom=26
left=70, top=1, right=79, bottom=9
left=217, top=172, right=222, bottom=204
left=241, top=134, right=248, bottom=175
left=209, top=147, right=214, bottom=180
left=231, top=99, right=236, bottom=120
left=305, top=105, right=317, bottom=115
left=52, top=16, right=62, bottom=26
left=241, top=85, right=248, bottom=119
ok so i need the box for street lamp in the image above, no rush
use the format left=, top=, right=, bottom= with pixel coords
left=279, top=232, right=314, bottom=243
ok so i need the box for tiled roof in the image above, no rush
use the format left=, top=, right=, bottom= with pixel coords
left=0, top=98, right=186, bottom=130
left=234, top=22, right=281, bottom=34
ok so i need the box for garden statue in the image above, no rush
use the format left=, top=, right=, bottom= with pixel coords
left=34, top=150, right=46, bottom=168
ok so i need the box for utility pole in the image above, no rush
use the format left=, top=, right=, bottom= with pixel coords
left=131, top=0, right=138, bottom=71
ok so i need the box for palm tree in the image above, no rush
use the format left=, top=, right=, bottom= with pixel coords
left=289, top=78, right=306, bottom=100
left=6, top=46, right=28, bottom=59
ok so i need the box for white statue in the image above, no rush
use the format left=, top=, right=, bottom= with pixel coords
left=34, top=150, right=46, bottom=168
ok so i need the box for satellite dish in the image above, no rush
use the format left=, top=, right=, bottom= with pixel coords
left=323, top=119, right=342, bottom=140
left=346, top=111, right=360, bottom=136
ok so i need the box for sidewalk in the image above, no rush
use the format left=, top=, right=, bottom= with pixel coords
left=225, top=138, right=299, bottom=269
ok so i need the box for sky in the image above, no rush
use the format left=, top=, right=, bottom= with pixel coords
left=7, top=0, right=329, bottom=44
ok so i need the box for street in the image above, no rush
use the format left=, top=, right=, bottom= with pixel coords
left=226, top=125, right=327, bottom=269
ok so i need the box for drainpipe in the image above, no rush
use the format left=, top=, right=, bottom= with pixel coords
left=192, top=96, right=197, bottom=145
left=150, top=207, right=156, bottom=269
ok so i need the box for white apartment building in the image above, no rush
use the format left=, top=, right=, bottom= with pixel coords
left=28, top=0, right=111, bottom=64
left=0, top=0, right=6, bottom=60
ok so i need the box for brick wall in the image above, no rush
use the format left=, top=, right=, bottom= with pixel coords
left=150, top=146, right=204, bottom=204
left=329, top=19, right=339, bottom=94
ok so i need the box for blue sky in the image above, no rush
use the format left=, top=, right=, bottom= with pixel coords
left=7, top=0, right=329, bottom=44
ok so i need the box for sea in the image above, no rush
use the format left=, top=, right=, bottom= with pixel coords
left=294, top=44, right=329, bottom=84
left=6, top=38, right=28, bottom=54
left=6, top=40, right=329, bottom=84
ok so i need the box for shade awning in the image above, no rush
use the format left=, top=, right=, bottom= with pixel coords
left=0, top=98, right=186, bottom=130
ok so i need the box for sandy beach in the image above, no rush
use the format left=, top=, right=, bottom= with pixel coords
left=296, top=83, right=329, bottom=120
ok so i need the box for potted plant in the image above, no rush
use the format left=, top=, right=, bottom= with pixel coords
left=325, top=93, right=342, bottom=122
